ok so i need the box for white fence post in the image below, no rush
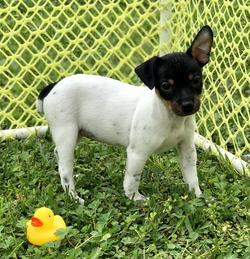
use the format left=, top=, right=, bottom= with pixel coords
left=160, top=0, right=172, bottom=56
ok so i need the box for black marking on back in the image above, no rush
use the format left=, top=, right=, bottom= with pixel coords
left=38, top=82, right=58, bottom=100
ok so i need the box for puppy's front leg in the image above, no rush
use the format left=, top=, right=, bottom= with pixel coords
left=123, top=151, right=147, bottom=201
left=177, top=140, right=202, bottom=197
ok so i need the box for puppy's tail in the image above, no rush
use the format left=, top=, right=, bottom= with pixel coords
left=36, top=82, right=58, bottom=114
left=36, top=98, right=44, bottom=114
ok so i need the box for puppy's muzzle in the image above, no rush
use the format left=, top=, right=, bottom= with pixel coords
left=180, top=100, right=194, bottom=113
left=171, top=98, right=200, bottom=117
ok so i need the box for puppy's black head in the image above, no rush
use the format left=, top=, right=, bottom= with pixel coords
left=135, top=25, right=213, bottom=116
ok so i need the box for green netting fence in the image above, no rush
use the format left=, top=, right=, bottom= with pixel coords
left=0, top=0, right=249, bottom=170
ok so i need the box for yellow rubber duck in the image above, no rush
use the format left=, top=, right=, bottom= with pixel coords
left=26, top=207, right=66, bottom=246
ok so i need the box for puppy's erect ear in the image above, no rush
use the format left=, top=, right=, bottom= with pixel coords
left=135, top=56, right=164, bottom=89
left=187, top=25, right=213, bottom=67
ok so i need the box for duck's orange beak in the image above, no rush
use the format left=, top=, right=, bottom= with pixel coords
left=31, top=217, right=43, bottom=227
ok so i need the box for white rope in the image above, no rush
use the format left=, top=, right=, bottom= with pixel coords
left=0, top=126, right=48, bottom=139
left=194, top=132, right=249, bottom=175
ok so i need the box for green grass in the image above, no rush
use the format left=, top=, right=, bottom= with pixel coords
left=1, top=135, right=250, bottom=258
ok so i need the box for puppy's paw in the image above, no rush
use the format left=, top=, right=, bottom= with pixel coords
left=68, top=191, right=85, bottom=205
left=76, top=196, right=85, bottom=205
left=130, top=192, right=147, bottom=202
left=70, top=194, right=85, bottom=205
left=195, top=188, right=202, bottom=198
left=189, top=186, right=202, bottom=198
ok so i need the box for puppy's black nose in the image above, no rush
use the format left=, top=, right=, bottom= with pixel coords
left=181, top=100, right=194, bottom=113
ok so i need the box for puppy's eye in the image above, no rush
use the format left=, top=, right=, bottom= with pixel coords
left=193, top=76, right=201, bottom=86
left=160, top=82, right=172, bottom=93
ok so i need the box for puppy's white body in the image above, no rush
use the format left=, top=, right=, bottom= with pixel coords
left=38, top=74, right=201, bottom=204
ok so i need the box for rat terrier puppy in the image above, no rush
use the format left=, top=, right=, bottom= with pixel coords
left=37, top=26, right=213, bottom=205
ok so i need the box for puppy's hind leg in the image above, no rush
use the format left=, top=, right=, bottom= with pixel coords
left=52, top=126, right=85, bottom=205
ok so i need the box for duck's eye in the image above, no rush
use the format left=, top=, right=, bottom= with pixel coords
left=193, top=76, right=201, bottom=86
left=160, top=82, right=172, bottom=93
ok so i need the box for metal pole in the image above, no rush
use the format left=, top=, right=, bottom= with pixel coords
left=160, top=0, right=172, bottom=56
